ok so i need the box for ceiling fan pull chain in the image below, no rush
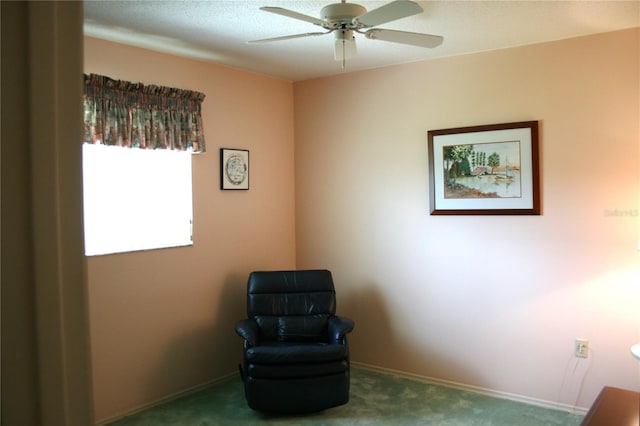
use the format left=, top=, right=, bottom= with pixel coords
left=342, top=43, right=346, bottom=69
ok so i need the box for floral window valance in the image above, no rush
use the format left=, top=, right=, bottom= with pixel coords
left=83, top=73, right=206, bottom=153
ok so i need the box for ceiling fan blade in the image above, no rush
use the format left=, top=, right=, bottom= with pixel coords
left=365, top=29, right=443, bottom=48
left=249, top=32, right=328, bottom=44
left=355, top=0, right=422, bottom=28
left=260, top=6, right=324, bottom=26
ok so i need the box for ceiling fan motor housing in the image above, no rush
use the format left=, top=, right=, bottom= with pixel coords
left=321, top=3, right=366, bottom=26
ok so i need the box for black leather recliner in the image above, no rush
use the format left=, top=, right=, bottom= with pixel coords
left=235, top=269, right=355, bottom=413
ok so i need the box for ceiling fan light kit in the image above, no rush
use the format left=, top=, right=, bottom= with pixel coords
left=334, top=29, right=357, bottom=63
left=250, top=0, right=443, bottom=68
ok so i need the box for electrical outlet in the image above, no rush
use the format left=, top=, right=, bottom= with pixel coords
left=575, top=338, right=589, bottom=358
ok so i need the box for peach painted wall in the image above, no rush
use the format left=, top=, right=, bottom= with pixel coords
left=294, top=28, right=640, bottom=410
left=84, top=37, right=296, bottom=422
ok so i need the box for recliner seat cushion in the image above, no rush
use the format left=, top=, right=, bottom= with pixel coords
left=253, top=314, right=330, bottom=342
left=277, top=315, right=329, bottom=342
left=245, top=342, right=347, bottom=364
left=247, top=360, right=348, bottom=379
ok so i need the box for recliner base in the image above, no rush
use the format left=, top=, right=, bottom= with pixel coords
left=244, top=371, right=350, bottom=414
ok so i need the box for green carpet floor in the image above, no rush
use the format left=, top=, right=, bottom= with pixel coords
left=108, top=368, right=584, bottom=425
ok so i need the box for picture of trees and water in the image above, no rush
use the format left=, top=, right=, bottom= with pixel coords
left=442, top=140, right=522, bottom=199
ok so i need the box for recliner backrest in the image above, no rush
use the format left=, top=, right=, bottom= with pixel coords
left=247, top=270, right=336, bottom=343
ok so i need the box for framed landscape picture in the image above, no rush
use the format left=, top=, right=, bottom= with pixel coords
left=427, top=121, right=540, bottom=215
left=220, top=148, right=249, bottom=190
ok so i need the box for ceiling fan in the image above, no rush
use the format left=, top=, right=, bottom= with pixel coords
left=249, top=0, right=443, bottom=67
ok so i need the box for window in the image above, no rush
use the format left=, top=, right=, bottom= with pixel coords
left=81, top=73, right=205, bottom=256
left=82, top=144, right=193, bottom=256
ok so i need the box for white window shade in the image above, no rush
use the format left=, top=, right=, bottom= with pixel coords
left=82, top=144, right=193, bottom=256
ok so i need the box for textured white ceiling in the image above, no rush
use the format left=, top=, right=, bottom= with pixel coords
left=84, top=0, right=640, bottom=81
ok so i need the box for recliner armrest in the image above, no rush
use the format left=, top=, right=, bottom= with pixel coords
left=235, top=319, right=260, bottom=347
left=328, top=316, right=354, bottom=344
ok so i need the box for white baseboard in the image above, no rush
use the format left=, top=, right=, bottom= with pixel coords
left=351, top=362, right=589, bottom=416
left=95, top=371, right=239, bottom=426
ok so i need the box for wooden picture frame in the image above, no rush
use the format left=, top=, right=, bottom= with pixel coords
left=220, top=148, right=249, bottom=190
left=428, top=121, right=540, bottom=215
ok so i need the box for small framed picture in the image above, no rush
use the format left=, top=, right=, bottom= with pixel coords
left=220, top=148, right=249, bottom=190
